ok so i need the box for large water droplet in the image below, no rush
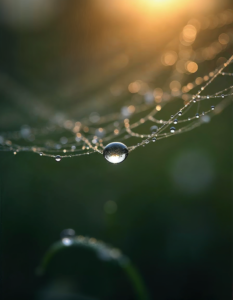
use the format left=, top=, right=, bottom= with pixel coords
left=55, top=155, right=61, bottom=162
left=173, top=119, right=178, bottom=124
left=103, top=142, right=128, bottom=164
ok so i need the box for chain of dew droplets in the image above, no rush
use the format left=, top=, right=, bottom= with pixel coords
left=0, top=11, right=233, bottom=160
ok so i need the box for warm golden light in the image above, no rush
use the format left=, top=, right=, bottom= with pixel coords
left=186, top=61, right=198, bottom=73
left=161, top=51, right=178, bottom=66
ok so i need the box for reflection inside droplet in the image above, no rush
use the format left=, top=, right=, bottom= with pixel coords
left=61, top=238, right=73, bottom=246
left=103, top=142, right=128, bottom=164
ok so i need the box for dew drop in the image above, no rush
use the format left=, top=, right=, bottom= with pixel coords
left=145, top=140, right=150, bottom=144
left=55, top=155, right=61, bottom=162
left=195, top=113, right=199, bottom=118
left=207, top=95, right=210, bottom=99
left=221, top=94, right=224, bottom=98
left=211, top=105, right=215, bottom=110
left=173, top=119, right=178, bottom=124
left=39, top=152, right=43, bottom=156
left=193, top=99, right=196, bottom=103
left=103, top=142, right=128, bottom=164
left=178, top=111, right=182, bottom=116
left=170, top=127, right=176, bottom=133
left=13, top=151, right=17, bottom=155
left=150, top=125, right=158, bottom=133
left=152, top=137, right=156, bottom=142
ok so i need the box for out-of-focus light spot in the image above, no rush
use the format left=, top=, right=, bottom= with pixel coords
left=60, top=137, right=68, bottom=144
left=83, top=126, right=89, bottom=133
left=89, top=112, right=100, bottom=123
left=73, top=125, right=80, bottom=133
left=62, top=238, right=73, bottom=246
left=104, top=200, right=117, bottom=214
left=218, top=33, right=230, bottom=45
left=64, top=120, right=73, bottom=130
left=121, top=106, right=135, bottom=117
left=144, top=92, right=154, bottom=104
left=186, top=61, right=198, bottom=73
left=161, top=51, right=178, bottom=66
left=187, top=83, right=194, bottom=90
left=181, top=24, right=197, bottom=45
left=128, top=80, right=141, bottom=93
left=153, top=88, right=163, bottom=102
left=156, top=105, right=161, bottom=111
left=114, top=129, right=119, bottom=135
left=128, top=105, right=135, bottom=114
left=95, top=128, right=105, bottom=137
left=195, top=77, right=203, bottom=85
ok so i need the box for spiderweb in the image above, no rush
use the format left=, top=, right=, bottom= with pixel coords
left=0, top=9, right=233, bottom=161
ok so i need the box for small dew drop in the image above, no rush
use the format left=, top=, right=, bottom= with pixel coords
left=195, top=113, right=200, bottom=118
left=145, top=140, right=150, bottom=144
left=39, top=152, right=43, bottom=156
left=152, top=137, right=156, bottom=142
left=13, top=151, right=17, bottom=155
left=55, top=155, right=61, bottom=162
left=211, top=106, right=215, bottom=110
left=221, top=94, right=225, bottom=98
left=173, top=119, right=178, bottom=124
left=178, top=111, right=182, bottom=116
left=150, top=125, right=158, bottom=133
left=207, top=95, right=210, bottom=99
left=170, top=127, right=176, bottom=133
left=193, top=99, right=196, bottom=103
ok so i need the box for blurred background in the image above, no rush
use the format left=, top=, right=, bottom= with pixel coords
left=0, top=0, right=232, bottom=299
